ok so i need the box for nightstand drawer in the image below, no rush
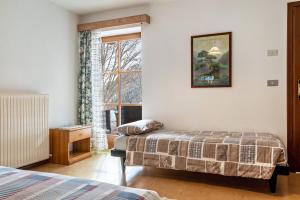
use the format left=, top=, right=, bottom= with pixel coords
left=69, top=128, right=91, bottom=143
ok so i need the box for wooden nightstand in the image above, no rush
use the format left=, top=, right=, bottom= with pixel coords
left=50, top=126, right=92, bottom=165
left=107, top=134, right=119, bottom=149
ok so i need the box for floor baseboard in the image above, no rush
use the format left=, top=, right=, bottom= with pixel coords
left=18, top=159, right=49, bottom=170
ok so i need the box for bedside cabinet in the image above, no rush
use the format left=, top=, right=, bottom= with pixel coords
left=50, top=126, right=92, bottom=165
left=107, top=134, right=119, bottom=149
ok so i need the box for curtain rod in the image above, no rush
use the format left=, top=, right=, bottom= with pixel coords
left=77, top=14, right=150, bottom=32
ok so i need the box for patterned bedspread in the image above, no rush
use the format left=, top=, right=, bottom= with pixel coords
left=125, top=130, right=287, bottom=180
left=0, top=167, right=162, bottom=200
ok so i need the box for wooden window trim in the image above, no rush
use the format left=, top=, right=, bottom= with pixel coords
left=104, top=70, right=142, bottom=75
left=104, top=103, right=142, bottom=107
left=102, top=32, right=141, bottom=43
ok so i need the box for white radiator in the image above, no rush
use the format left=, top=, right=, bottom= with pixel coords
left=0, top=94, right=49, bottom=168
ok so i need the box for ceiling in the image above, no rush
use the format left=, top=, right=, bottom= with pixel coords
left=50, top=0, right=154, bottom=15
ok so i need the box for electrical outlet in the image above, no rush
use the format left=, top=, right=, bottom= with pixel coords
left=267, top=49, right=279, bottom=57
left=267, top=80, right=279, bottom=87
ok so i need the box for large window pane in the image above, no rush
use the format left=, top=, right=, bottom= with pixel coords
left=121, top=72, right=142, bottom=104
left=101, top=42, right=118, bottom=73
left=101, top=34, right=142, bottom=127
left=120, top=39, right=142, bottom=71
left=103, top=73, right=119, bottom=103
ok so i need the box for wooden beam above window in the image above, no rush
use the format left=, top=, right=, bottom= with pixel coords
left=77, top=14, right=150, bottom=32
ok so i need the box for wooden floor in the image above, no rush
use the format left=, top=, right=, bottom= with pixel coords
left=31, top=153, right=300, bottom=200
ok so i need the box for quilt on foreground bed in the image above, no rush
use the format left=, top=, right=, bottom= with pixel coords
left=0, top=167, right=161, bottom=200
left=125, top=130, right=287, bottom=180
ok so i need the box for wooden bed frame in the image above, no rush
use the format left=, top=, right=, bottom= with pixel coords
left=111, top=149, right=289, bottom=193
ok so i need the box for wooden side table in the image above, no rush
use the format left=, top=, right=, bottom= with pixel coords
left=50, top=126, right=92, bottom=165
left=107, top=134, right=119, bottom=149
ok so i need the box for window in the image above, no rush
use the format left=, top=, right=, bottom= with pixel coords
left=101, top=33, right=142, bottom=128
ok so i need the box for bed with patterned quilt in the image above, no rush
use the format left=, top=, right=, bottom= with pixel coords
left=0, top=166, right=162, bottom=200
left=112, top=129, right=289, bottom=193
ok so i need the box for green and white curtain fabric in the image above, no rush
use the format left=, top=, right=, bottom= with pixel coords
left=78, top=30, right=107, bottom=151
left=78, top=31, right=92, bottom=125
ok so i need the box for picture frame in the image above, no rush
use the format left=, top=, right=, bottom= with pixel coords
left=191, top=32, right=232, bottom=88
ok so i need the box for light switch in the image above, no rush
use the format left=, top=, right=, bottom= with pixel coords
left=267, top=80, right=279, bottom=87
left=267, top=49, right=279, bottom=57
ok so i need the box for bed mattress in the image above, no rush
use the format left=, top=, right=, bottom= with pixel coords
left=125, top=129, right=287, bottom=180
left=114, top=135, right=128, bottom=151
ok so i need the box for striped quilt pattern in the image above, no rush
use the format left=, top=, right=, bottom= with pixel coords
left=0, top=167, right=161, bottom=200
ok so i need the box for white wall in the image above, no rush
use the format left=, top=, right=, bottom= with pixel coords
left=81, top=0, right=290, bottom=144
left=0, top=0, right=79, bottom=127
left=79, top=5, right=149, bottom=24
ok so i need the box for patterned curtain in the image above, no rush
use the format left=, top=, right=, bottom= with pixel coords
left=78, top=31, right=92, bottom=125
left=91, top=30, right=107, bottom=151
left=78, top=30, right=107, bottom=151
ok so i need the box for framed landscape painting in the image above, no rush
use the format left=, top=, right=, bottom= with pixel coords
left=191, top=32, right=232, bottom=88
